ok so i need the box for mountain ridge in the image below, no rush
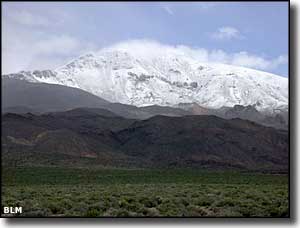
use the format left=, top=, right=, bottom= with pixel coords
left=2, top=78, right=288, bottom=129
left=2, top=110, right=288, bottom=171
left=3, top=48, right=288, bottom=113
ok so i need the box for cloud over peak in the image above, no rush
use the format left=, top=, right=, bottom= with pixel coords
left=101, top=40, right=287, bottom=73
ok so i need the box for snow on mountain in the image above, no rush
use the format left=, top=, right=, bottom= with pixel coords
left=3, top=47, right=288, bottom=113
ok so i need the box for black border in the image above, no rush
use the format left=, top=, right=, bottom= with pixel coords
left=0, top=0, right=292, bottom=220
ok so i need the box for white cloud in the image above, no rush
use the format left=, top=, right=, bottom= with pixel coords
left=2, top=29, right=287, bottom=75
left=35, top=35, right=81, bottom=56
left=231, top=52, right=288, bottom=70
left=101, top=39, right=287, bottom=73
left=2, top=6, right=96, bottom=74
left=211, top=26, right=243, bottom=40
left=7, top=9, right=50, bottom=27
left=5, top=7, right=70, bottom=28
left=162, top=6, right=174, bottom=15
left=2, top=26, right=94, bottom=74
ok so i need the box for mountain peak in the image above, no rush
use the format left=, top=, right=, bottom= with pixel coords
left=2, top=49, right=288, bottom=113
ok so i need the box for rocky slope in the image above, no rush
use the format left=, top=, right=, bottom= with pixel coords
left=2, top=110, right=288, bottom=171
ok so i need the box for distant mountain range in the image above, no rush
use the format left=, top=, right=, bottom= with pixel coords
left=1, top=47, right=289, bottom=171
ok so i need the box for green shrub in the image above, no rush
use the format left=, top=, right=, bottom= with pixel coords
left=85, top=208, right=99, bottom=217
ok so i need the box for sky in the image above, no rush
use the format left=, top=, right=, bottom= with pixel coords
left=2, top=2, right=289, bottom=77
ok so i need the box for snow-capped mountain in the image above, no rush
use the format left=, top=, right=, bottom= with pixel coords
left=3, top=48, right=288, bottom=113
